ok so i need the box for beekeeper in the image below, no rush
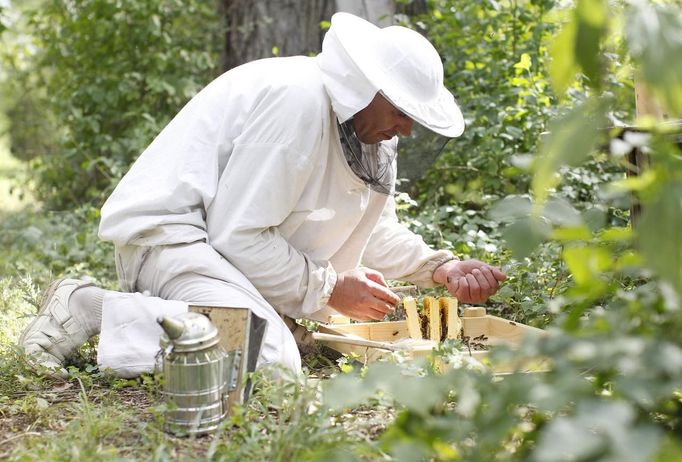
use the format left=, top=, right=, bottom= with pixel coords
left=19, top=12, right=506, bottom=379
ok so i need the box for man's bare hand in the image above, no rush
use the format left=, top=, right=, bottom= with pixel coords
left=433, top=259, right=506, bottom=304
left=328, top=268, right=400, bottom=321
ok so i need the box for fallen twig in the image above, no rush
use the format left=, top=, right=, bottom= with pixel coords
left=0, top=431, right=42, bottom=447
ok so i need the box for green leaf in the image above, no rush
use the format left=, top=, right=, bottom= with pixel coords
left=532, top=98, right=604, bottom=205
left=322, top=374, right=372, bottom=409
left=513, top=53, right=532, bottom=72
left=638, top=179, right=682, bottom=298
left=576, top=0, right=607, bottom=28
left=574, top=0, right=607, bottom=87
left=543, top=197, right=582, bottom=227
left=534, top=401, right=661, bottom=462
left=501, top=217, right=551, bottom=258
left=562, top=245, right=612, bottom=286
left=655, top=435, right=682, bottom=462
left=36, top=397, right=49, bottom=410
left=533, top=414, right=604, bottom=461
left=384, top=440, right=429, bottom=462
left=551, top=225, right=592, bottom=242
left=582, top=206, right=607, bottom=231
left=549, top=19, right=578, bottom=94
left=614, top=251, right=643, bottom=271
left=505, top=126, right=524, bottom=139
left=608, top=169, right=657, bottom=193
left=488, top=195, right=532, bottom=222
left=550, top=0, right=607, bottom=93
left=599, top=227, right=632, bottom=242
left=387, top=375, right=446, bottom=415
left=627, top=3, right=682, bottom=116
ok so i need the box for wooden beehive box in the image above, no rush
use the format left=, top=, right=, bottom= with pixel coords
left=315, top=303, right=548, bottom=374
left=189, top=305, right=267, bottom=406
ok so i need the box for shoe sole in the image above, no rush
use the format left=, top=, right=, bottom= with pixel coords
left=18, top=278, right=67, bottom=347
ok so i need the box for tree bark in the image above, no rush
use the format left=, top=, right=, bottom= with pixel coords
left=219, top=0, right=336, bottom=72
left=628, top=77, right=668, bottom=228
left=335, top=0, right=395, bottom=26
left=219, top=0, right=403, bottom=71
left=395, top=0, right=428, bottom=18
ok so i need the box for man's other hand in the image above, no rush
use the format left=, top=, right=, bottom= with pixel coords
left=433, top=259, right=506, bottom=304
left=328, top=268, right=400, bottom=321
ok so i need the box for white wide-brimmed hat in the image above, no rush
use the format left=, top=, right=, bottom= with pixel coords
left=330, top=12, right=464, bottom=138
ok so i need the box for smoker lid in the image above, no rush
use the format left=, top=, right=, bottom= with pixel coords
left=158, top=312, right=221, bottom=352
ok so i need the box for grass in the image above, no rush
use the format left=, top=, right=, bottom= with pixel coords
left=0, top=278, right=383, bottom=461
left=0, top=137, right=388, bottom=460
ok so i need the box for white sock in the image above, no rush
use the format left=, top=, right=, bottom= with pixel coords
left=69, top=286, right=106, bottom=337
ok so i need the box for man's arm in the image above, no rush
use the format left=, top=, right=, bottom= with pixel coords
left=362, top=195, right=505, bottom=303
left=207, top=85, right=399, bottom=319
left=433, top=259, right=506, bottom=304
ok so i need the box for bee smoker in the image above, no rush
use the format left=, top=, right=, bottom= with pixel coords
left=156, top=312, right=240, bottom=435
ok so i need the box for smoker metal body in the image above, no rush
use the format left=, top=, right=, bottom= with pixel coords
left=156, top=312, right=241, bottom=435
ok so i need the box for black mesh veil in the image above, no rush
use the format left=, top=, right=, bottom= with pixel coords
left=394, top=122, right=452, bottom=190
left=338, top=120, right=397, bottom=195
left=338, top=119, right=452, bottom=194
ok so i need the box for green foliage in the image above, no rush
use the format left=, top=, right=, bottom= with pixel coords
left=626, top=2, right=682, bottom=117
left=11, top=0, right=222, bottom=208
left=395, top=193, right=565, bottom=326
left=550, top=0, right=608, bottom=93
left=320, top=280, right=682, bottom=460
left=399, top=0, right=632, bottom=246
left=1, top=0, right=681, bottom=460
left=531, top=98, right=606, bottom=205
left=0, top=204, right=116, bottom=287
left=406, top=0, right=560, bottom=207
left=0, top=3, right=58, bottom=163
left=630, top=136, right=682, bottom=298
left=333, top=0, right=682, bottom=460
left=3, top=90, right=59, bottom=163
left=204, top=371, right=383, bottom=461
left=393, top=0, right=627, bottom=329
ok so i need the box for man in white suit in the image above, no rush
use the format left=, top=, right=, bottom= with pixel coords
left=20, top=13, right=505, bottom=379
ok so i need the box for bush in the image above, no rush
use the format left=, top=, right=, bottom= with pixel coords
left=17, top=0, right=222, bottom=209
left=401, top=0, right=560, bottom=204
left=325, top=2, right=682, bottom=461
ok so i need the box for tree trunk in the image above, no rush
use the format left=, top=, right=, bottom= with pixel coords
left=219, top=0, right=335, bottom=72
left=219, top=0, right=402, bottom=71
left=335, top=0, right=395, bottom=26
left=395, top=0, right=428, bottom=17
left=628, top=77, right=669, bottom=228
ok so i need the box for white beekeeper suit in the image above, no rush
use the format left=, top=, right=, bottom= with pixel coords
left=95, top=13, right=465, bottom=377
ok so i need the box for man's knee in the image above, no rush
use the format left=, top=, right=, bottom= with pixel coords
left=257, top=318, right=302, bottom=374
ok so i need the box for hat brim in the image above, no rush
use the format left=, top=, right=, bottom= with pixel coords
left=331, top=13, right=465, bottom=137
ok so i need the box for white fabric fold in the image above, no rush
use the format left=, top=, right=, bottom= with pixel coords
left=98, top=292, right=187, bottom=378
left=98, top=241, right=303, bottom=378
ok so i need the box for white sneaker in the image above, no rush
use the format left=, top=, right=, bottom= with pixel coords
left=19, top=278, right=94, bottom=379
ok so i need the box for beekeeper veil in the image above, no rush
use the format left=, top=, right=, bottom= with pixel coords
left=317, top=13, right=465, bottom=194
